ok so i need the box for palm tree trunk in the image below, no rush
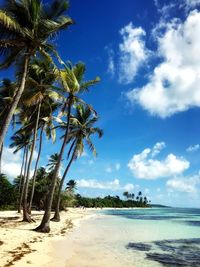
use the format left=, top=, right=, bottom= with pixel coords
left=17, top=147, right=26, bottom=213
left=0, top=143, right=3, bottom=174
left=35, top=96, right=72, bottom=233
left=28, top=126, right=43, bottom=214
left=19, top=145, right=29, bottom=214
left=0, top=55, right=30, bottom=149
left=23, top=102, right=41, bottom=222
left=51, top=142, right=76, bottom=222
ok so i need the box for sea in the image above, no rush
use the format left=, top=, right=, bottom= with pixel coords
left=56, top=207, right=200, bottom=267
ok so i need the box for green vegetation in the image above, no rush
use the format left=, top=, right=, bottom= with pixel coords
left=0, top=0, right=149, bottom=233
left=76, top=193, right=150, bottom=208
left=0, top=172, right=150, bottom=210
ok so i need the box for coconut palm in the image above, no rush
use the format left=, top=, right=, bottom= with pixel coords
left=51, top=104, right=103, bottom=221
left=123, top=191, right=129, bottom=200
left=28, top=106, right=60, bottom=214
left=10, top=132, right=30, bottom=213
left=66, top=180, right=77, bottom=192
left=47, top=153, right=60, bottom=172
left=0, top=0, right=73, bottom=149
left=0, top=79, right=17, bottom=172
left=35, top=62, right=100, bottom=232
left=21, top=58, right=62, bottom=215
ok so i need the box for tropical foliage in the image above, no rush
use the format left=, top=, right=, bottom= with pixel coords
left=0, top=0, right=150, bottom=234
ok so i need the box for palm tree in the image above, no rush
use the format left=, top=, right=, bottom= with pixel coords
left=10, top=132, right=30, bottom=213
left=131, top=193, right=135, bottom=200
left=28, top=126, right=43, bottom=214
left=47, top=153, right=60, bottom=172
left=0, top=0, right=73, bottom=149
left=0, top=79, right=16, bottom=173
left=35, top=64, right=100, bottom=232
left=22, top=58, right=61, bottom=215
left=144, top=196, right=147, bottom=205
left=123, top=191, right=129, bottom=200
left=66, top=180, right=77, bottom=192
left=51, top=104, right=103, bottom=221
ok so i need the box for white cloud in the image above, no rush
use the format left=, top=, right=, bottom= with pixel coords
left=108, top=52, right=115, bottom=77
left=186, top=144, right=200, bottom=152
left=127, top=10, right=200, bottom=118
left=115, top=163, right=121, bottom=170
left=166, top=173, right=200, bottom=193
left=77, top=178, right=135, bottom=192
left=2, top=147, right=22, bottom=178
left=155, top=0, right=200, bottom=15
left=155, top=1, right=177, bottom=19
left=123, top=183, right=134, bottom=191
left=2, top=146, right=35, bottom=179
left=184, top=0, right=200, bottom=10
left=105, top=46, right=115, bottom=77
left=119, top=23, right=150, bottom=84
left=77, top=178, right=119, bottom=190
left=151, top=142, right=166, bottom=157
left=128, top=143, right=190, bottom=179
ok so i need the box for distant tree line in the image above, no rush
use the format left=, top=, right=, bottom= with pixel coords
left=76, top=193, right=150, bottom=208
left=0, top=170, right=150, bottom=210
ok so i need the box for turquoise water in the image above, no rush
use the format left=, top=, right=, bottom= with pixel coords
left=60, top=208, right=200, bottom=267
left=101, top=207, right=200, bottom=266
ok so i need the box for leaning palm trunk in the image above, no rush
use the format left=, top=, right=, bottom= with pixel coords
left=28, top=126, right=43, bottom=214
left=18, top=145, right=29, bottom=213
left=17, top=147, right=26, bottom=213
left=51, top=146, right=76, bottom=222
left=35, top=96, right=72, bottom=233
left=0, top=55, right=30, bottom=149
left=0, top=143, right=3, bottom=174
left=23, top=103, right=41, bottom=222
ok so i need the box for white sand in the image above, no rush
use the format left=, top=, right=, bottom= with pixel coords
left=0, top=208, right=94, bottom=267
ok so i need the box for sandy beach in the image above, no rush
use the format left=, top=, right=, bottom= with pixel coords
left=0, top=208, right=94, bottom=267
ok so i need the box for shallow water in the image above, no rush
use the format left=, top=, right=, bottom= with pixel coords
left=61, top=208, right=200, bottom=267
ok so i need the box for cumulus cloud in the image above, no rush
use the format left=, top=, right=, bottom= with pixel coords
left=128, top=143, right=190, bottom=179
left=118, top=23, right=150, bottom=84
left=151, top=142, right=166, bottom=157
left=126, top=10, right=200, bottom=118
left=77, top=178, right=135, bottom=192
left=2, top=147, right=22, bottom=178
left=2, top=146, right=35, bottom=179
left=123, top=183, right=134, bottom=191
left=183, top=0, right=200, bottom=10
left=186, top=144, right=200, bottom=152
left=155, top=0, right=200, bottom=15
left=166, top=173, right=200, bottom=193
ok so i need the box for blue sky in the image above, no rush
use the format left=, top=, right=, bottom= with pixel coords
left=2, top=0, right=200, bottom=207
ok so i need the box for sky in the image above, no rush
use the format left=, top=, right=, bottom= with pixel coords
left=2, top=0, right=200, bottom=207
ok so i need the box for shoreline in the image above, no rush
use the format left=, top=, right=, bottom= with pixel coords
left=0, top=208, right=95, bottom=267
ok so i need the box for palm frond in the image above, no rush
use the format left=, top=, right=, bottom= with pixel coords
left=85, top=137, right=97, bottom=157
left=0, top=10, right=26, bottom=35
